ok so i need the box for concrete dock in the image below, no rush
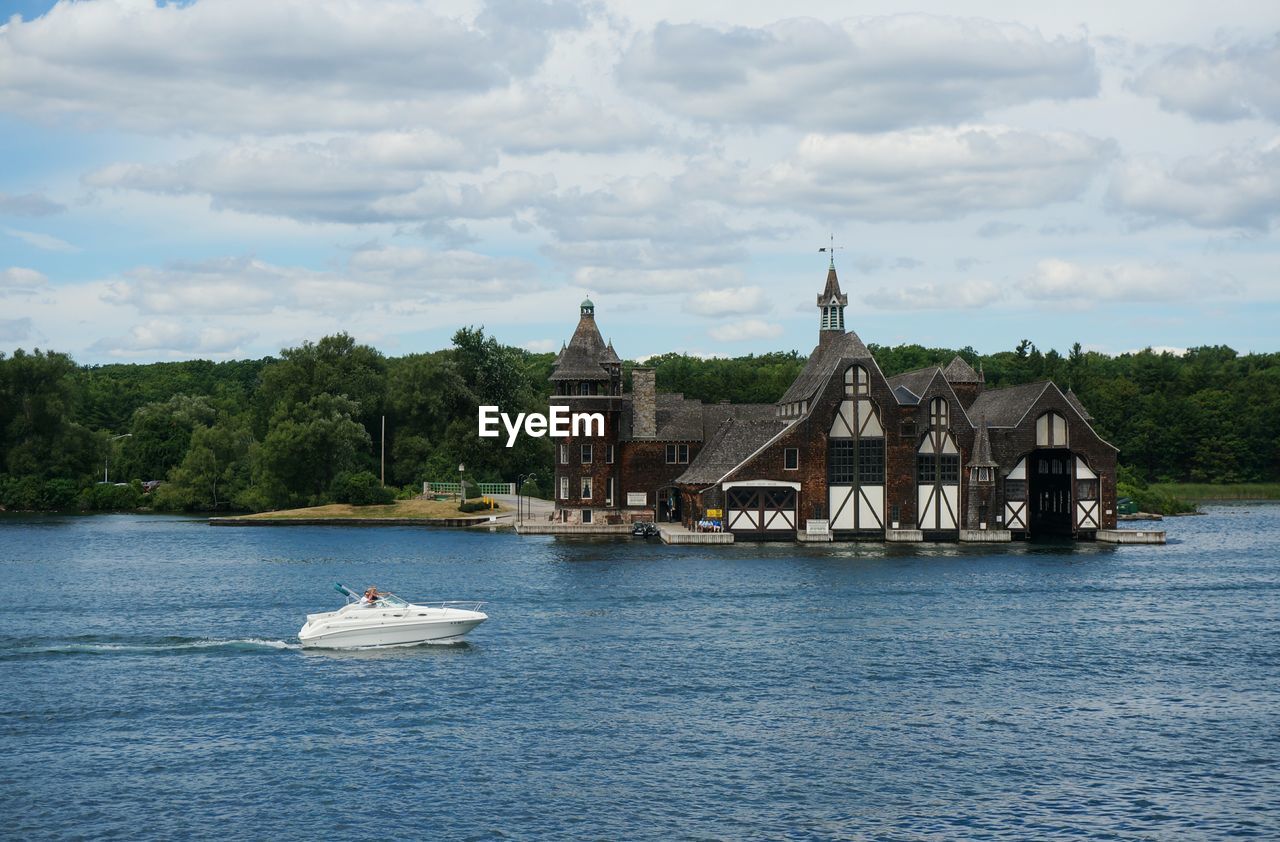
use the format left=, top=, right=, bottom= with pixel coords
left=1096, top=528, right=1166, bottom=544
left=657, top=524, right=734, bottom=544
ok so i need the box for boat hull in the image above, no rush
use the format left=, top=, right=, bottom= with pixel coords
left=298, top=606, right=487, bottom=649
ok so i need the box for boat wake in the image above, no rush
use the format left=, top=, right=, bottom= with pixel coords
left=0, top=635, right=301, bottom=659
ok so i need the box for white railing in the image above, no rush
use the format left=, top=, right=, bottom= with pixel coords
left=424, top=482, right=515, bottom=495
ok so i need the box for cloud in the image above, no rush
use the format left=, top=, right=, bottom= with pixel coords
left=0, top=0, right=585, bottom=135
left=85, top=136, right=554, bottom=224
left=869, top=279, right=1004, bottom=310
left=0, top=317, right=34, bottom=342
left=1019, top=258, right=1231, bottom=302
left=1130, top=35, right=1280, bottom=122
left=522, top=338, right=558, bottom=352
left=90, top=320, right=258, bottom=357
left=618, top=14, right=1098, bottom=131
left=101, top=248, right=538, bottom=320
left=0, top=266, right=49, bottom=291
left=684, top=286, right=770, bottom=316
left=1108, top=139, right=1280, bottom=230
left=573, top=265, right=742, bottom=294
left=3, top=227, right=80, bottom=253
left=708, top=318, right=784, bottom=342
left=977, top=221, right=1025, bottom=238
left=0, top=192, right=64, bottom=217
left=689, top=126, right=1114, bottom=221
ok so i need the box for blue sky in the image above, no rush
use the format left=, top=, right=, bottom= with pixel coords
left=1, top=0, right=1278, bottom=363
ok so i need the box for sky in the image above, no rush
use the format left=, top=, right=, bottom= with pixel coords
left=1, top=0, right=1278, bottom=364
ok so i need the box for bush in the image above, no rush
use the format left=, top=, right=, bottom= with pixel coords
left=330, top=471, right=395, bottom=506
left=458, top=500, right=491, bottom=513
left=79, top=481, right=144, bottom=511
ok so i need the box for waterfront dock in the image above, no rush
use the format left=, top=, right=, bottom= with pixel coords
left=657, top=524, right=734, bottom=544
left=1097, top=528, right=1166, bottom=544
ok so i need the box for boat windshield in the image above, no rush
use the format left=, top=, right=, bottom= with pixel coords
left=378, top=593, right=410, bottom=608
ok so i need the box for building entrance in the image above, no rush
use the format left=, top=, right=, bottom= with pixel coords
left=1028, top=448, right=1073, bottom=536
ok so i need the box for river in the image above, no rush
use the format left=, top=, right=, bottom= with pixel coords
left=1, top=505, right=1277, bottom=839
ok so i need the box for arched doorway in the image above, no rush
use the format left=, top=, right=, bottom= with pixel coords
left=656, top=485, right=683, bottom=523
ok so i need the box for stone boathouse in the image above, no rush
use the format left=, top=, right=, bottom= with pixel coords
left=546, top=262, right=1118, bottom=542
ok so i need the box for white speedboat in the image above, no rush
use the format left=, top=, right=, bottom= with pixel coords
left=298, top=583, right=488, bottom=649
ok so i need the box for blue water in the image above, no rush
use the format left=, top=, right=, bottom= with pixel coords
left=1, top=507, right=1278, bottom=840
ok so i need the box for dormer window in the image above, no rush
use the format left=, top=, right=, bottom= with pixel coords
left=844, top=365, right=869, bottom=397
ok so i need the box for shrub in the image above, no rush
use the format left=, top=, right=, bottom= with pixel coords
left=79, top=481, right=143, bottom=511
left=458, top=500, right=490, bottom=513
left=330, top=471, right=395, bottom=506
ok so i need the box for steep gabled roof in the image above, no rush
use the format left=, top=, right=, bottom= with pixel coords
left=776, top=331, right=871, bottom=406
left=887, top=366, right=941, bottom=404
left=674, top=417, right=792, bottom=486
left=1065, top=389, right=1093, bottom=421
left=816, top=266, right=848, bottom=307
left=943, top=355, right=981, bottom=383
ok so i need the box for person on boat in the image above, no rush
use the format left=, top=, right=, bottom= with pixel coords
left=360, top=586, right=382, bottom=606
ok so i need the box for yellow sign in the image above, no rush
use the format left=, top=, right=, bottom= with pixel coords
left=705, top=509, right=722, bottom=518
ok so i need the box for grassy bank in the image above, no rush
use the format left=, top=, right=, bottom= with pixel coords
left=241, top=498, right=509, bottom=520
left=1150, top=483, right=1280, bottom=501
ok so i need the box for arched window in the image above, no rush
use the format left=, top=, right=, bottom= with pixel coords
left=844, top=365, right=869, bottom=397
left=929, top=398, right=948, bottom=430
left=1036, top=411, right=1068, bottom=447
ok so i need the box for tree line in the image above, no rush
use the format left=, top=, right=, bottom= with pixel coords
left=1, top=333, right=1276, bottom=512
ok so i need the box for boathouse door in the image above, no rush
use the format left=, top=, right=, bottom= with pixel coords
left=725, top=482, right=798, bottom=539
left=1028, top=449, right=1073, bottom=536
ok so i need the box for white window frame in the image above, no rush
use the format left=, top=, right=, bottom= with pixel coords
left=559, top=444, right=568, bottom=465
left=559, top=476, right=568, bottom=499
left=784, top=448, right=799, bottom=470
left=580, top=476, right=592, bottom=499
left=606, top=476, right=614, bottom=506
left=581, top=509, right=592, bottom=524
left=605, top=444, right=615, bottom=464
left=581, top=443, right=592, bottom=464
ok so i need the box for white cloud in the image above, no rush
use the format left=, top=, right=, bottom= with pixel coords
left=0, top=192, right=64, bottom=216
left=1108, top=139, right=1280, bottom=230
left=1020, top=258, right=1230, bottom=302
left=0, top=317, right=34, bottom=342
left=689, top=126, right=1114, bottom=221
left=85, top=137, right=553, bottom=224
left=708, top=318, right=784, bottom=342
left=522, top=338, right=558, bottom=352
left=618, top=14, right=1098, bottom=131
left=90, top=320, right=258, bottom=357
left=1130, top=35, right=1280, bottom=122
left=683, top=286, right=769, bottom=316
left=3, top=227, right=80, bottom=253
left=573, top=265, right=742, bottom=293
left=0, top=0, right=585, bottom=135
left=0, top=266, right=49, bottom=290
left=869, top=280, right=1004, bottom=310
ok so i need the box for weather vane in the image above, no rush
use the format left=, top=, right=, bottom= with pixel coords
left=818, top=233, right=843, bottom=269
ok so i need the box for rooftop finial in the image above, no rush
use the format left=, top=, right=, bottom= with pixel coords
left=818, top=233, right=843, bottom=270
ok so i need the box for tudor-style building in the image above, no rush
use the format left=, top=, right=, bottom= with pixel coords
left=547, top=265, right=1117, bottom=540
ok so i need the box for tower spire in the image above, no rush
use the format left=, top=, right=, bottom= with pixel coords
left=815, top=243, right=849, bottom=336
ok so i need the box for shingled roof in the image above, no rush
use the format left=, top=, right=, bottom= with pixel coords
left=550, top=305, right=613, bottom=381
left=968, top=420, right=997, bottom=467
left=776, top=331, right=872, bottom=406
left=1065, top=389, right=1093, bottom=421
left=887, top=366, right=940, bottom=404
left=968, top=381, right=1051, bottom=427
left=943, top=355, right=981, bottom=383
left=674, top=416, right=792, bottom=486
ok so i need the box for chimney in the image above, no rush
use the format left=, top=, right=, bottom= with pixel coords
left=632, top=367, right=656, bottom=438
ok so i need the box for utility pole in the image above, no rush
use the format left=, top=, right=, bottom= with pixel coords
left=104, top=433, right=132, bottom=483
left=380, top=415, right=386, bottom=487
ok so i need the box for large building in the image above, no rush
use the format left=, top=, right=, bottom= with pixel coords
left=548, top=263, right=1118, bottom=541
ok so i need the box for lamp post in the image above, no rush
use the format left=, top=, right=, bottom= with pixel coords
left=517, top=472, right=537, bottom=526
left=458, top=463, right=465, bottom=503
left=104, top=433, right=132, bottom=484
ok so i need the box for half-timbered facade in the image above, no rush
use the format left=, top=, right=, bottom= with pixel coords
left=548, top=264, right=1117, bottom=541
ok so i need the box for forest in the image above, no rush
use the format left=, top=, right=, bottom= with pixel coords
left=1, top=330, right=1277, bottom=513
